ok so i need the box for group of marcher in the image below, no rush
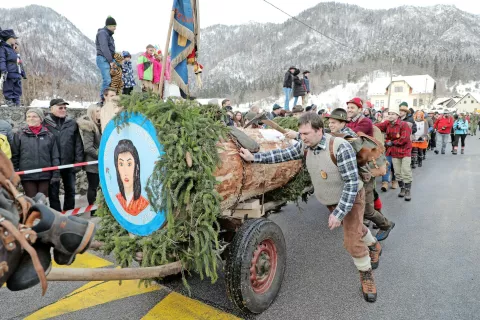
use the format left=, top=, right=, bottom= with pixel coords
left=236, top=95, right=479, bottom=304
left=95, top=16, right=171, bottom=104
left=0, top=90, right=119, bottom=215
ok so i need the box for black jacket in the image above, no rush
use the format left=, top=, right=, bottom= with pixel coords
left=293, top=69, right=306, bottom=97
left=77, top=116, right=102, bottom=173
left=402, top=115, right=417, bottom=135
left=43, top=115, right=84, bottom=165
left=11, top=126, right=60, bottom=181
left=283, top=70, right=293, bottom=88
left=95, top=27, right=115, bottom=63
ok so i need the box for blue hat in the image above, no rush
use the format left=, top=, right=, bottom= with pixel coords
left=0, top=29, right=18, bottom=41
left=122, top=51, right=131, bottom=58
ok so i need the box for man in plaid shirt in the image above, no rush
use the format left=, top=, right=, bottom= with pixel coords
left=376, top=104, right=413, bottom=201
left=240, top=113, right=380, bottom=303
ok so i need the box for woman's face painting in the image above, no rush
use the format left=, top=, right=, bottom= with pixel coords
left=118, top=152, right=135, bottom=190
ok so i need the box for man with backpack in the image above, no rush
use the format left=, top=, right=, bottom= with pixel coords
left=327, top=107, right=395, bottom=241
left=240, top=112, right=381, bottom=303
left=376, top=104, right=413, bottom=201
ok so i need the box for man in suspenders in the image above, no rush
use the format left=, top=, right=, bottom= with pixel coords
left=240, top=113, right=381, bottom=303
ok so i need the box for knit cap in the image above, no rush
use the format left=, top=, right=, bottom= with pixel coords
left=26, top=108, right=45, bottom=122
left=106, top=16, right=117, bottom=26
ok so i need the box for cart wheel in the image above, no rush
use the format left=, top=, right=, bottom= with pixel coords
left=225, top=218, right=286, bottom=314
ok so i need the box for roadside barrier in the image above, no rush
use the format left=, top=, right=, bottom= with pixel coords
left=16, top=161, right=98, bottom=175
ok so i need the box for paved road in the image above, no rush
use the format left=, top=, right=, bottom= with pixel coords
left=4, top=136, right=480, bottom=319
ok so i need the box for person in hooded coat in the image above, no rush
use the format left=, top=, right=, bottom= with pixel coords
left=292, top=69, right=306, bottom=107
left=95, top=16, right=117, bottom=103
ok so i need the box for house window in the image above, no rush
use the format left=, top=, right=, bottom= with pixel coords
left=380, top=100, right=384, bottom=107
left=472, top=100, right=474, bottom=104
left=419, top=99, right=423, bottom=106
left=464, top=101, right=467, bottom=104
left=413, top=99, right=417, bottom=107
left=394, top=86, right=403, bottom=93
left=375, top=100, right=379, bottom=108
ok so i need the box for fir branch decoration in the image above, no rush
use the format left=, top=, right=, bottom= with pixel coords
left=96, top=93, right=229, bottom=283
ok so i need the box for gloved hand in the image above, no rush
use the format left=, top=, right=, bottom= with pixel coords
left=385, top=141, right=393, bottom=147
left=50, top=174, right=61, bottom=184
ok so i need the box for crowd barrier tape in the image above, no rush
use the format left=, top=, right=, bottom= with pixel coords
left=16, top=161, right=98, bottom=176
left=62, top=204, right=98, bottom=216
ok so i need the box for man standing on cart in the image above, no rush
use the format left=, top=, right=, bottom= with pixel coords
left=239, top=113, right=381, bottom=303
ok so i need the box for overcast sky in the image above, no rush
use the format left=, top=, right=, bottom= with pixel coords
left=4, top=0, right=480, bottom=53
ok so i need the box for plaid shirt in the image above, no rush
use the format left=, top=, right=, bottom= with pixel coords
left=340, top=126, right=358, bottom=137
left=375, top=119, right=412, bottom=158
left=253, top=134, right=359, bottom=221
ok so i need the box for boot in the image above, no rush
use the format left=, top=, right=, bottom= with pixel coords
left=452, top=147, right=457, bottom=155
left=381, top=181, right=388, bottom=192
left=405, top=183, right=412, bottom=201
left=391, top=180, right=398, bottom=189
left=461, top=148, right=464, bottom=154
left=28, top=204, right=96, bottom=266
left=417, top=156, right=423, bottom=167
left=376, top=221, right=396, bottom=242
left=359, top=269, right=377, bottom=302
left=398, top=181, right=405, bottom=198
left=368, top=241, right=382, bottom=270
left=6, top=243, right=52, bottom=291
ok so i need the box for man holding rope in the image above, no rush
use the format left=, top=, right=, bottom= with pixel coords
left=44, top=99, right=84, bottom=212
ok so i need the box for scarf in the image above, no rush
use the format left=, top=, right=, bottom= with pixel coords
left=29, top=125, right=43, bottom=135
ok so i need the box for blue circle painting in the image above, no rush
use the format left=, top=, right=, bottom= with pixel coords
left=99, top=112, right=166, bottom=236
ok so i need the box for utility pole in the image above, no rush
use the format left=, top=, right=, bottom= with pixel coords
left=387, top=57, right=394, bottom=109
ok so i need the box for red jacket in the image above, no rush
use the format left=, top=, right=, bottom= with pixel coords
left=375, top=119, right=412, bottom=158
left=434, top=116, right=454, bottom=134
left=346, top=115, right=373, bottom=136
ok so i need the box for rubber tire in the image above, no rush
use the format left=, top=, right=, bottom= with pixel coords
left=225, top=218, right=286, bottom=314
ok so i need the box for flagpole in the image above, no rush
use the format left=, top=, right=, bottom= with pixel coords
left=159, top=10, right=175, bottom=99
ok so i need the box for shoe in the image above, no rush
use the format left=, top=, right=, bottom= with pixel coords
left=381, top=181, right=388, bottom=192
left=6, top=243, right=52, bottom=291
left=28, top=204, right=96, bottom=265
left=418, top=159, right=422, bottom=167
left=391, top=180, right=398, bottom=189
left=461, top=149, right=464, bottom=154
left=441, top=150, right=445, bottom=154
left=368, top=241, right=382, bottom=270
left=404, top=183, right=412, bottom=201
left=434, top=150, right=439, bottom=154
left=376, top=222, right=395, bottom=242
left=359, top=269, right=377, bottom=302
left=398, top=181, right=405, bottom=197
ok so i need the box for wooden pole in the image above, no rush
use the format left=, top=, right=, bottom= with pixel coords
left=159, top=10, right=175, bottom=99
left=46, top=261, right=182, bottom=281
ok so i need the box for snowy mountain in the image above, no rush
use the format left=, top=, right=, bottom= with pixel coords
left=0, top=5, right=100, bottom=103
left=198, top=3, right=480, bottom=102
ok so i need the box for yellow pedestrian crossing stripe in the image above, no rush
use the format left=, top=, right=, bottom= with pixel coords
left=142, top=292, right=240, bottom=320
left=24, top=252, right=240, bottom=319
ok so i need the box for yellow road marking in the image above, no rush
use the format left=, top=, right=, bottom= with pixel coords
left=25, top=279, right=162, bottom=320
left=142, top=292, right=240, bottom=320
left=52, top=252, right=113, bottom=269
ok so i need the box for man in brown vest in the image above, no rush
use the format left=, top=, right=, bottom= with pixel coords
left=240, top=113, right=381, bottom=303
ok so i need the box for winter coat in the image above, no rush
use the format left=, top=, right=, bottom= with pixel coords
left=413, top=120, right=429, bottom=141
left=11, top=126, right=60, bottom=181
left=43, top=115, right=84, bottom=166
left=95, top=27, right=115, bottom=63
left=453, top=119, right=469, bottom=135
left=0, top=43, right=21, bottom=79
left=402, top=115, right=417, bottom=135
left=152, top=56, right=171, bottom=83
left=347, top=115, right=374, bottom=137
left=303, top=76, right=310, bottom=93
left=283, top=70, right=293, bottom=88
left=292, top=70, right=306, bottom=98
left=77, top=116, right=102, bottom=174
left=137, top=53, right=156, bottom=81
left=121, top=60, right=136, bottom=88
left=434, top=116, right=454, bottom=134
left=0, top=119, right=13, bottom=145
left=0, top=134, right=11, bottom=159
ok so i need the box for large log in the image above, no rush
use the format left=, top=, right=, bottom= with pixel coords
left=215, top=128, right=301, bottom=210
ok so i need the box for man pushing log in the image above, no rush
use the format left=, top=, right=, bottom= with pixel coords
left=239, top=112, right=381, bottom=303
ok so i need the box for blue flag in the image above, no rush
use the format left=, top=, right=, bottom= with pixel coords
left=170, top=0, right=199, bottom=95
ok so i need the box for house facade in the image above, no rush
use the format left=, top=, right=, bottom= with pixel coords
left=368, top=75, right=436, bottom=110
left=453, top=93, right=480, bottom=113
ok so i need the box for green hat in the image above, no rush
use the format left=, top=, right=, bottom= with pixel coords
left=324, top=108, right=349, bottom=122
left=399, top=101, right=408, bottom=107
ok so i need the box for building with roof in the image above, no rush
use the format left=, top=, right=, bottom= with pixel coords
left=368, top=75, right=436, bottom=110
left=452, top=93, right=480, bottom=113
